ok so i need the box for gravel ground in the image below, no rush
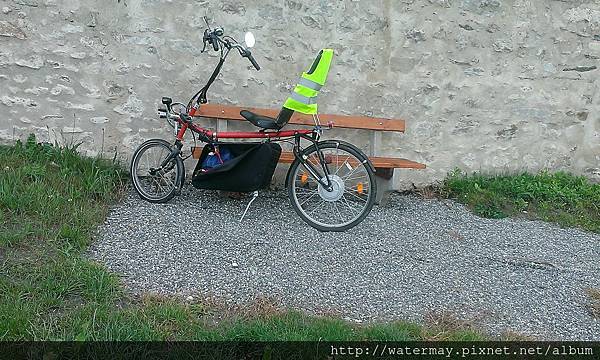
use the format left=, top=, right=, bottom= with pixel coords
left=89, top=187, right=600, bottom=340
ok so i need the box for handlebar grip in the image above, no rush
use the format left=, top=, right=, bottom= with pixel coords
left=246, top=52, right=260, bottom=70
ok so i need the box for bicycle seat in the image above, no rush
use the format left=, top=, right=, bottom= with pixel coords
left=240, top=110, right=281, bottom=130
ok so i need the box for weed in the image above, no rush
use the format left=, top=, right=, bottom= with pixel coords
left=586, top=288, right=600, bottom=319
left=441, top=170, right=600, bottom=233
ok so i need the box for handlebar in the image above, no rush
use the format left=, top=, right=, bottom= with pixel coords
left=243, top=49, right=260, bottom=70
left=201, top=22, right=260, bottom=71
left=188, top=17, right=261, bottom=112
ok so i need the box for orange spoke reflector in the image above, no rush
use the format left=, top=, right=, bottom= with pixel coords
left=357, top=182, right=364, bottom=194
left=301, top=172, right=308, bottom=184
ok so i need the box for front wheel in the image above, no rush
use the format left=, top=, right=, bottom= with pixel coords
left=130, top=139, right=184, bottom=203
left=287, top=140, right=377, bottom=232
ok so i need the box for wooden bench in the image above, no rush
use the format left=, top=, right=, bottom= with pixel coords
left=191, top=104, right=425, bottom=203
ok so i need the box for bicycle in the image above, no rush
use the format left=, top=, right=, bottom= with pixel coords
left=130, top=18, right=377, bottom=232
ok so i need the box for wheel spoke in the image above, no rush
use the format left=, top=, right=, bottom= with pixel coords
left=332, top=201, right=343, bottom=221
left=333, top=156, right=351, bottom=176
left=342, top=169, right=368, bottom=182
left=341, top=195, right=361, bottom=216
left=343, top=188, right=368, bottom=203
left=160, top=173, right=175, bottom=190
left=299, top=191, right=320, bottom=207
left=341, top=161, right=362, bottom=180
left=344, top=177, right=368, bottom=184
left=157, top=147, right=166, bottom=167
left=296, top=188, right=318, bottom=194
left=306, top=199, right=326, bottom=216
left=153, top=175, right=166, bottom=193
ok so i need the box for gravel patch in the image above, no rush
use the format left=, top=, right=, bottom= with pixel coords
left=88, top=187, right=600, bottom=340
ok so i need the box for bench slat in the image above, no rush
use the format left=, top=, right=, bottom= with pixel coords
left=191, top=147, right=424, bottom=169
left=278, top=151, right=426, bottom=169
left=194, top=104, right=405, bottom=132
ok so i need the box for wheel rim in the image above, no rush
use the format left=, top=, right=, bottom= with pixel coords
left=132, top=143, right=178, bottom=201
left=291, top=147, right=373, bottom=228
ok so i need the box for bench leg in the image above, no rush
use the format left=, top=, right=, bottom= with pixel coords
left=374, top=168, right=394, bottom=206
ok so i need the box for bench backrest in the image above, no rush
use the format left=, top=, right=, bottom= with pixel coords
left=194, top=104, right=405, bottom=132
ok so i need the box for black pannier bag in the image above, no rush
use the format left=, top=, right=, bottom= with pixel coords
left=191, top=142, right=282, bottom=192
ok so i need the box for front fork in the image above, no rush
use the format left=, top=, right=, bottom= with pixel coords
left=160, top=139, right=183, bottom=169
left=293, top=132, right=334, bottom=191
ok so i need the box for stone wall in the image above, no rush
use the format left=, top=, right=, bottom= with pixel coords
left=1, top=0, right=599, bottom=188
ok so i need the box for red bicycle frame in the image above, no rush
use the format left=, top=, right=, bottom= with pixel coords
left=175, top=105, right=313, bottom=142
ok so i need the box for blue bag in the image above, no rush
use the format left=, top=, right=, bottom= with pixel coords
left=201, top=146, right=233, bottom=171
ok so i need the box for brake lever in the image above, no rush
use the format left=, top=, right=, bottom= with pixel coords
left=201, top=29, right=209, bottom=53
left=211, top=33, right=219, bottom=51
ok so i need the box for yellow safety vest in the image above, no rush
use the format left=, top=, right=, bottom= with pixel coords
left=283, top=49, right=333, bottom=115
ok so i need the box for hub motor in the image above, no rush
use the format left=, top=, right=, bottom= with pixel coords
left=318, top=175, right=345, bottom=202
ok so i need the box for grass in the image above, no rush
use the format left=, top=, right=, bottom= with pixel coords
left=587, top=288, right=600, bottom=319
left=440, top=169, right=600, bottom=233
left=0, top=135, right=483, bottom=341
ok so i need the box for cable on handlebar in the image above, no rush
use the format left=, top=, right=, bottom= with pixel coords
left=189, top=23, right=261, bottom=112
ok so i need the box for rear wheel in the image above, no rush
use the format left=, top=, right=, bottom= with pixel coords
left=130, top=139, right=183, bottom=203
left=287, top=141, right=377, bottom=232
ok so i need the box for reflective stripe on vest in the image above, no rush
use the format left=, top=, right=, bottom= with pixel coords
left=290, top=92, right=317, bottom=105
left=298, top=78, right=322, bottom=91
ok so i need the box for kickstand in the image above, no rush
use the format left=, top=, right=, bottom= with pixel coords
left=239, top=190, right=259, bottom=223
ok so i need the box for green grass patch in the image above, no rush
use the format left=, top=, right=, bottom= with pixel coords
left=587, top=288, right=600, bottom=319
left=441, top=169, right=600, bottom=233
left=0, top=135, right=484, bottom=341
